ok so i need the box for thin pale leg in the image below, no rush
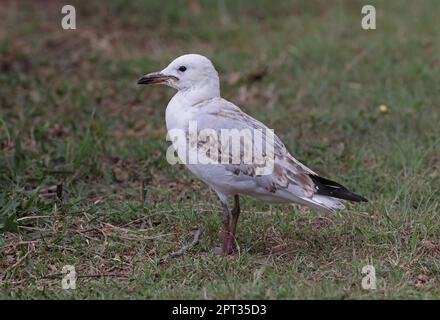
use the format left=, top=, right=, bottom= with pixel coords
left=221, top=202, right=232, bottom=255
left=228, top=195, right=240, bottom=252
left=212, top=201, right=233, bottom=255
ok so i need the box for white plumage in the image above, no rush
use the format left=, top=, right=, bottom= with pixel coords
left=138, top=54, right=366, bottom=255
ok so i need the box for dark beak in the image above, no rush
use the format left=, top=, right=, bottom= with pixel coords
left=137, top=72, right=178, bottom=85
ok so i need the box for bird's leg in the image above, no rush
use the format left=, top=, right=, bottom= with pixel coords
left=212, top=201, right=233, bottom=255
left=228, top=195, right=240, bottom=252
left=221, top=202, right=233, bottom=255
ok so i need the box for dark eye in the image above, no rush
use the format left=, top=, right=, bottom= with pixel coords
left=178, top=66, right=187, bottom=72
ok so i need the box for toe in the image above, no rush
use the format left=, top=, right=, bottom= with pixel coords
left=211, top=246, right=223, bottom=255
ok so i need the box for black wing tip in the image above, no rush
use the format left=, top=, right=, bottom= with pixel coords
left=309, top=174, right=368, bottom=203
left=350, top=193, right=368, bottom=203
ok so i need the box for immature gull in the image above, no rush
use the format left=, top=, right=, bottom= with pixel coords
left=138, top=54, right=367, bottom=255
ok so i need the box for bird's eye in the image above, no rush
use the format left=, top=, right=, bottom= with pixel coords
left=178, top=66, right=187, bottom=72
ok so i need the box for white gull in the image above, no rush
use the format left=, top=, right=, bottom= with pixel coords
left=138, top=54, right=367, bottom=255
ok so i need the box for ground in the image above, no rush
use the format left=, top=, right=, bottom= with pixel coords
left=0, top=0, right=439, bottom=299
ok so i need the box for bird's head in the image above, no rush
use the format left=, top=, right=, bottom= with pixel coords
left=138, top=54, right=220, bottom=94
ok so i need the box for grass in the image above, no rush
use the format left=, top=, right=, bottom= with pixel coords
left=0, top=0, right=439, bottom=299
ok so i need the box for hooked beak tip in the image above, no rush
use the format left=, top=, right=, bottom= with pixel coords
left=137, top=73, right=178, bottom=85
left=137, top=74, right=153, bottom=85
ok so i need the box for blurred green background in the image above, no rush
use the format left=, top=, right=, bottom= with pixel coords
left=0, top=0, right=439, bottom=299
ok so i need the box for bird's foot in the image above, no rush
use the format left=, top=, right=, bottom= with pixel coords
left=211, top=240, right=237, bottom=256
left=211, top=246, right=223, bottom=255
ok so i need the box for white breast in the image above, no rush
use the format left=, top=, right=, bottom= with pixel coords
left=164, top=95, right=228, bottom=190
left=165, top=94, right=196, bottom=131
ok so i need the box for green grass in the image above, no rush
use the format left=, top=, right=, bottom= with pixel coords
left=1, top=0, right=439, bottom=299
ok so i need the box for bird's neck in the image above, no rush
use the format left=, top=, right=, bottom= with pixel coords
left=177, top=82, right=220, bottom=106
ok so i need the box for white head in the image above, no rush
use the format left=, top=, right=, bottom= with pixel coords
left=138, top=54, right=220, bottom=102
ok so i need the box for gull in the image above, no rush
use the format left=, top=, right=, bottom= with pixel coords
left=138, top=54, right=367, bottom=255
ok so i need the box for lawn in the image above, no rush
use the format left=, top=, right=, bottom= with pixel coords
left=0, top=0, right=439, bottom=299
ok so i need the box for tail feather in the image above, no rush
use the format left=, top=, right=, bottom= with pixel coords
left=295, top=194, right=344, bottom=215
left=312, top=195, right=345, bottom=210
left=308, top=174, right=368, bottom=203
